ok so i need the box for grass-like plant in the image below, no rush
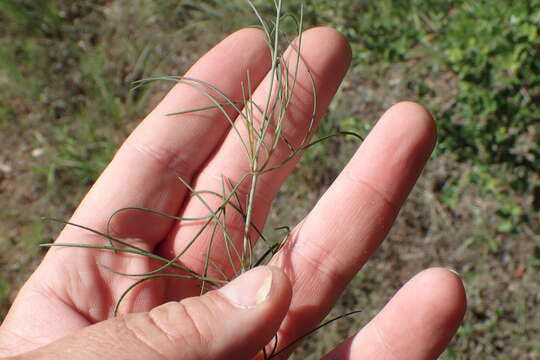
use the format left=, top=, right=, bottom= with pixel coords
left=41, top=0, right=361, bottom=357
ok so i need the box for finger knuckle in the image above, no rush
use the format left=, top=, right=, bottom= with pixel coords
left=149, top=300, right=215, bottom=356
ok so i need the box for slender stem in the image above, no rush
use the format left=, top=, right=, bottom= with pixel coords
left=242, top=172, right=258, bottom=271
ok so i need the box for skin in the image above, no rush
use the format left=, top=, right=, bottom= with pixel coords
left=0, top=27, right=466, bottom=359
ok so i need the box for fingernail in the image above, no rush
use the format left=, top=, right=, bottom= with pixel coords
left=446, top=268, right=460, bottom=276
left=219, top=266, right=273, bottom=308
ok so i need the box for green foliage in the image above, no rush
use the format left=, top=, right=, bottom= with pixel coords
left=0, top=37, right=50, bottom=102
left=530, top=245, right=540, bottom=267
left=0, top=0, right=167, bottom=193
left=33, top=123, right=116, bottom=189
left=293, top=0, right=540, bottom=231
left=442, top=348, right=460, bottom=360
left=432, top=1, right=540, bottom=230
left=0, top=278, right=10, bottom=319
left=0, top=0, right=62, bottom=36
left=436, top=1, right=540, bottom=168
left=0, top=99, right=15, bottom=126
left=0, top=280, right=9, bottom=302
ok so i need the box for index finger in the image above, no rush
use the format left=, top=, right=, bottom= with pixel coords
left=59, top=29, right=272, bottom=250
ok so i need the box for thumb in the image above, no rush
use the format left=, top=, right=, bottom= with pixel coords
left=21, top=266, right=292, bottom=360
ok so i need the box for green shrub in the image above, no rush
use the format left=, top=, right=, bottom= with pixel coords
left=298, top=0, right=540, bottom=231
left=429, top=1, right=540, bottom=232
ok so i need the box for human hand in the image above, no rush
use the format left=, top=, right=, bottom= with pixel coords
left=0, top=27, right=465, bottom=359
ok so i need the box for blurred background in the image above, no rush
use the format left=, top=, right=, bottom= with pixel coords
left=0, top=0, right=539, bottom=358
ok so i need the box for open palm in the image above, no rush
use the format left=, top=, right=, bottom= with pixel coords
left=0, top=28, right=465, bottom=360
